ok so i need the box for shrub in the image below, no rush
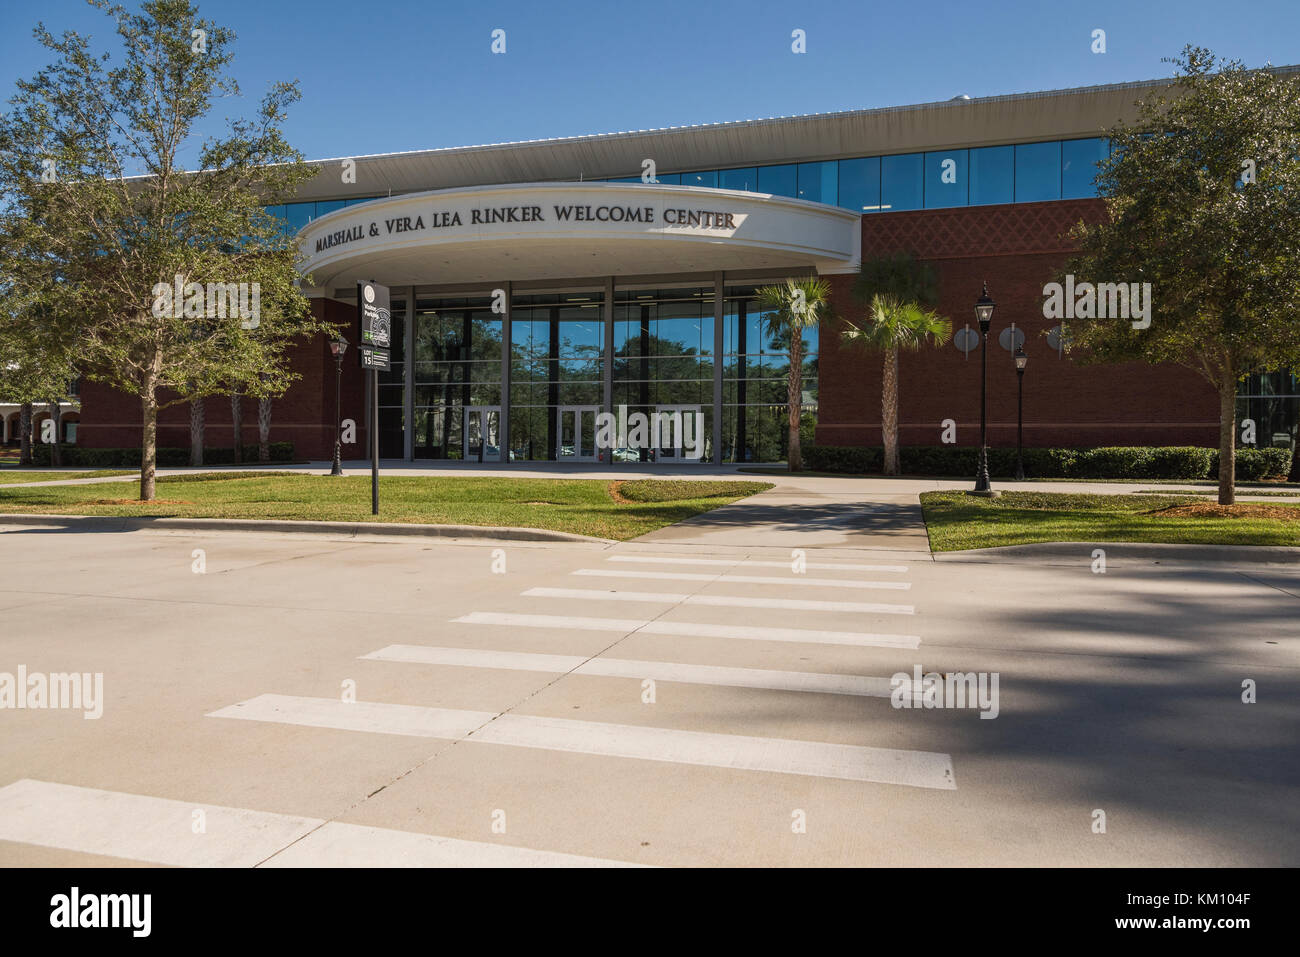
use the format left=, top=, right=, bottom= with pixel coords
left=30, top=442, right=294, bottom=467
left=803, top=446, right=882, bottom=473
left=1215, top=447, right=1292, bottom=480
left=799, top=444, right=1287, bottom=479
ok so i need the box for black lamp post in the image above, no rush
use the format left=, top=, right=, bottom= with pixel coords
left=328, top=335, right=348, bottom=476
left=1014, top=345, right=1028, bottom=480
left=972, top=283, right=995, bottom=494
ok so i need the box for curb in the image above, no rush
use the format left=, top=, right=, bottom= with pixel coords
left=0, top=513, right=614, bottom=545
left=933, top=541, right=1300, bottom=565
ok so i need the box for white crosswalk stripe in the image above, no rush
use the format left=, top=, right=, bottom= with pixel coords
left=574, top=568, right=912, bottom=590
left=607, top=555, right=909, bottom=573
left=208, top=694, right=956, bottom=789
left=362, top=644, right=917, bottom=698
left=0, top=779, right=643, bottom=867
left=452, top=610, right=920, bottom=646
left=523, top=585, right=911, bottom=614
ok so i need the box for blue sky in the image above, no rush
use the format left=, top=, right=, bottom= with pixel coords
left=2, top=0, right=1298, bottom=163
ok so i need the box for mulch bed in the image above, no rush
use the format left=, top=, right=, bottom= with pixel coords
left=85, top=499, right=193, bottom=506
left=1157, top=502, right=1300, bottom=520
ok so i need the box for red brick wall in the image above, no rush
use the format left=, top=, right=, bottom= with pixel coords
left=816, top=200, right=1219, bottom=449
left=78, top=298, right=364, bottom=460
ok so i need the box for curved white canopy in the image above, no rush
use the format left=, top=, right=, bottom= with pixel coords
left=296, top=182, right=860, bottom=288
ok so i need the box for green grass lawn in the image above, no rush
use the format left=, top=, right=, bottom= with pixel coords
left=0, top=473, right=772, bottom=540
left=0, top=469, right=135, bottom=485
left=920, top=490, right=1300, bottom=551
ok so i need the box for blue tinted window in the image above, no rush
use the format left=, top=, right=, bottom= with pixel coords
left=285, top=202, right=318, bottom=232
left=757, top=164, right=797, bottom=198
left=263, top=204, right=285, bottom=222
left=343, top=197, right=373, bottom=207
left=315, top=200, right=345, bottom=217
left=837, top=157, right=880, bottom=212
left=1014, top=141, right=1062, bottom=202
left=1061, top=138, right=1109, bottom=198
left=797, top=161, right=838, bottom=204
left=681, top=170, right=718, bottom=188
left=654, top=173, right=680, bottom=185
left=969, top=146, right=1014, bottom=205
left=881, top=153, right=923, bottom=211
left=924, top=150, right=968, bottom=208
left=720, top=167, right=759, bottom=191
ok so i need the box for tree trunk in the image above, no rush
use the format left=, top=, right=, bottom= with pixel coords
left=258, top=396, right=272, bottom=463
left=882, top=348, right=900, bottom=475
left=18, top=402, right=32, bottom=466
left=190, top=397, right=205, bottom=467
left=787, top=329, right=803, bottom=471
left=231, top=392, right=243, bottom=464
left=141, top=377, right=158, bottom=502
left=46, top=401, right=62, bottom=467
left=1218, top=369, right=1236, bottom=506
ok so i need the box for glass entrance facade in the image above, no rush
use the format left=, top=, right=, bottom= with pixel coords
left=378, top=279, right=817, bottom=464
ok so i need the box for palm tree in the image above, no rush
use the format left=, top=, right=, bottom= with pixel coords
left=755, top=277, right=832, bottom=471
left=841, top=294, right=951, bottom=475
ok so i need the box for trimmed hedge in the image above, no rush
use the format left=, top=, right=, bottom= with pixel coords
left=31, top=442, right=294, bottom=468
left=803, top=444, right=1292, bottom=480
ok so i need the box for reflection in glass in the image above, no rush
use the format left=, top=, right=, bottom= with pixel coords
left=970, top=146, right=1014, bottom=206
left=838, top=157, right=881, bottom=212
left=1015, top=141, right=1062, bottom=202
left=1061, top=137, right=1109, bottom=199
left=881, top=154, right=923, bottom=211
left=924, top=150, right=968, bottom=208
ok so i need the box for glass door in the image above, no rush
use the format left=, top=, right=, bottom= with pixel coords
left=555, top=405, right=602, bottom=462
left=653, top=404, right=705, bottom=463
left=463, top=406, right=502, bottom=463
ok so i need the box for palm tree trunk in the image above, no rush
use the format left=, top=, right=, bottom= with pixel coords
left=882, top=348, right=900, bottom=475
left=189, top=397, right=205, bottom=467
left=46, top=401, right=62, bottom=467
left=258, top=396, right=272, bottom=463
left=787, top=329, right=803, bottom=471
left=18, top=402, right=32, bottom=466
left=1218, top=369, right=1236, bottom=505
left=231, top=392, right=243, bottom=465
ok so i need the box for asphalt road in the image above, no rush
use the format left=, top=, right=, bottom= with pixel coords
left=0, top=511, right=1296, bottom=867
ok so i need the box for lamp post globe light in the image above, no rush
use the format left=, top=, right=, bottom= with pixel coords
left=329, top=334, right=348, bottom=476
left=971, top=283, right=995, bottom=495
left=1015, top=345, right=1028, bottom=481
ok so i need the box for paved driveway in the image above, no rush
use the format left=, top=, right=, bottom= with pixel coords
left=0, top=504, right=1295, bottom=866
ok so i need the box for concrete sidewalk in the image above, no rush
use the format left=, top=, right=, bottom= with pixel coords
left=2, top=460, right=1296, bottom=499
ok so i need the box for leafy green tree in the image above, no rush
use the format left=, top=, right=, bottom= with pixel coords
left=0, top=293, right=78, bottom=466
left=755, top=277, right=832, bottom=471
left=1060, top=47, right=1300, bottom=504
left=0, top=0, right=327, bottom=500
left=843, top=255, right=950, bottom=475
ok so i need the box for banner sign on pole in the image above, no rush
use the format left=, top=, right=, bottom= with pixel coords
left=357, top=280, right=390, bottom=517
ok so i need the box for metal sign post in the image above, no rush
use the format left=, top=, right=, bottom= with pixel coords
left=357, top=280, right=391, bottom=516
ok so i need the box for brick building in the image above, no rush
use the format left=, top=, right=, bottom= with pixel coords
left=72, top=70, right=1298, bottom=464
